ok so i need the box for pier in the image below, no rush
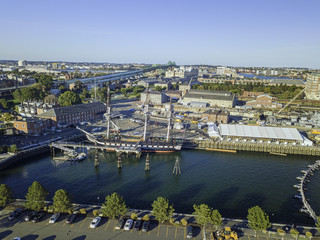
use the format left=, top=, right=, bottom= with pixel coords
left=294, top=160, right=320, bottom=221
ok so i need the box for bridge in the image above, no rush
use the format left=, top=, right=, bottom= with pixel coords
left=294, top=160, right=320, bottom=221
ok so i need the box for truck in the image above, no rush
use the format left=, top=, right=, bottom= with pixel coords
left=211, top=227, right=238, bottom=240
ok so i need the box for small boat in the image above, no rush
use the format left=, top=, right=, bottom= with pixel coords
left=293, top=184, right=301, bottom=189
left=76, top=153, right=86, bottom=161
left=296, top=176, right=303, bottom=180
left=301, top=170, right=307, bottom=174
left=294, top=194, right=302, bottom=199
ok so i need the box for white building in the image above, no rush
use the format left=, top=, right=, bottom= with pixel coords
left=305, top=73, right=320, bottom=100
left=18, top=60, right=26, bottom=67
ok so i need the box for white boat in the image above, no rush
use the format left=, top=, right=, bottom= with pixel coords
left=76, top=153, right=86, bottom=161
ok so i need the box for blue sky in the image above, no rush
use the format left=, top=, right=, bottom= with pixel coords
left=1, top=0, right=319, bottom=68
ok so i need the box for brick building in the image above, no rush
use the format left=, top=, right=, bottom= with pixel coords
left=246, top=94, right=282, bottom=109
left=140, top=90, right=169, bottom=105
left=201, top=110, right=230, bottom=124
left=241, top=91, right=264, bottom=98
left=37, top=102, right=106, bottom=126
left=13, top=117, right=51, bottom=135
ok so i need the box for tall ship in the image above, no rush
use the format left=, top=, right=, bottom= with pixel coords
left=77, top=88, right=182, bottom=153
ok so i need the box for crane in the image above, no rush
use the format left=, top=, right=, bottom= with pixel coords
left=142, top=88, right=150, bottom=141
left=166, top=97, right=173, bottom=141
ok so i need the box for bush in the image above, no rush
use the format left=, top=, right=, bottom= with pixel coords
left=142, top=215, right=150, bottom=221
left=47, top=205, right=54, bottom=213
left=180, top=218, right=188, bottom=226
left=131, top=213, right=137, bottom=220
left=277, top=228, right=285, bottom=235
left=93, top=209, right=100, bottom=216
left=68, top=208, right=73, bottom=214
left=79, top=208, right=86, bottom=215
left=290, top=229, right=299, bottom=236
left=305, top=231, right=312, bottom=238
left=169, top=218, right=174, bottom=224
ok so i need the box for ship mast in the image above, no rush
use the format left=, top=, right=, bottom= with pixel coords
left=166, top=97, right=173, bottom=142
left=143, top=88, right=149, bottom=141
left=106, top=86, right=111, bottom=139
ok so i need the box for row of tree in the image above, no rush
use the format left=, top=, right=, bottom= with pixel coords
left=0, top=181, right=283, bottom=233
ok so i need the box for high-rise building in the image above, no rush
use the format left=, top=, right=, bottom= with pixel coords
left=305, top=73, right=320, bottom=100
left=18, top=60, right=26, bottom=67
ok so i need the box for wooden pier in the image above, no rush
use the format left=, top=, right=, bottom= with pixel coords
left=188, top=139, right=320, bottom=156
left=294, top=160, right=320, bottom=221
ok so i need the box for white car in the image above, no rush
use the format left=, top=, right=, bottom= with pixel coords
left=124, top=219, right=134, bottom=230
left=90, top=217, right=101, bottom=228
left=49, top=213, right=60, bottom=223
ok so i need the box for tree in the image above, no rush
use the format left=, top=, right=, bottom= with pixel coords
left=0, top=99, right=9, bottom=109
left=44, top=94, right=58, bottom=104
left=58, top=85, right=67, bottom=93
left=0, top=184, right=14, bottom=207
left=211, top=209, right=222, bottom=226
left=193, top=204, right=214, bottom=239
left=80, top=88, right=90, bottom=101
left=25, top=181, right=48, bottom=211
left=0, top=113, right=15, bottom=122
left=167, top=61, right=176, bottom=66
left=52, top=189, right=72, bottom=213
left=72, top=80, right=84, bottom=94
left=247, top=206, right=271, bottom=231
left=8, top=144, right=18, bottom=153
left=152, top=196, right=174, bottom=223
left=58, top=91, right=82, bottom=106
left=316, top=216, right=320, bottom=230
left=101, top=192, right=127, bottom=219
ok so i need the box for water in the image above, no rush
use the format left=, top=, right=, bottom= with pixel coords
left=238, top=73, right=302, bottom=80
left=0, top=150, right=319, bottom=226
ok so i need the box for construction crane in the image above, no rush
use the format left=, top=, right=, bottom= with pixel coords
left=142, top=88, right=150, bottom=141
left=105, top=87, right=111, bottom=139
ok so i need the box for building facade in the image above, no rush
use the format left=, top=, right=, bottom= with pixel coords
left=182, top=90, right=235, bottom=108
left=246, top=94, right=282, bottom=109
left=13, top=117, right=51, bottom=135
left=305, top=73, right=320, bottom=100
left=201, top=110, right=230, bottom=124
left=140, top=91, right=169, bottom=105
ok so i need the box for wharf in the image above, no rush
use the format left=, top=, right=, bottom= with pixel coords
left=188, top=140, right=320, bottom=156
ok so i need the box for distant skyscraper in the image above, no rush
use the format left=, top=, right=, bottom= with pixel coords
left=305, top=73, right=320, bottom=100
left=18, top=60, right=26, bottom=67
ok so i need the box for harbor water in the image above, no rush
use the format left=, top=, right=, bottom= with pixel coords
left=0, top=149, right=319, bottom=226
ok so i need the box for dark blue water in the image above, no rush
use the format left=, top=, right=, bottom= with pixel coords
left=0, top=150, right=319, bottom=226
left=238, top=73, right=301, bottom=80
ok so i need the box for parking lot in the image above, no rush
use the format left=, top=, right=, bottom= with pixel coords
left=0, top=211, right=203, bottom=240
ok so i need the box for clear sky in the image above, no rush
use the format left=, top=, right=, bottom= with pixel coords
left=1, top=0, right=319, bottom=68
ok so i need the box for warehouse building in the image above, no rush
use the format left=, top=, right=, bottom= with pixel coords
left=215, top=124, right=312, bottom=145
left=182, top=90, right=235, bottom=108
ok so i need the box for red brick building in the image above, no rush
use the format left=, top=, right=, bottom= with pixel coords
left=246, top=94, right=282, bottom=109
left=241, top=91, right=264, bottom=98
left=201, top=110, right=230, bottom=124
left=13, top=117, right=51, bottom=135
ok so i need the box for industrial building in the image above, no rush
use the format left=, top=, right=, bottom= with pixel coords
left=305, top=73, right=320, bottom=100
left=140, top=90, right=169, bottom=105
left=182, top=90, right=235, bottom=108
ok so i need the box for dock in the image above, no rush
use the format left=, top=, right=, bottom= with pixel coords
left=294, top=160, right=320, bottom=221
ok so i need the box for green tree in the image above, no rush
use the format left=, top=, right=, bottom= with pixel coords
left=211, top=209, right=222, bottom=226
left=8, top=144, right=18, bottom=153
left=80, top=88, right=90, bottom=101
left=0, top=184, right=14, bottom=207
left=44, top=94, right=58, bottom=104
left=247, top=206, right=271, bottom=231
left=193, top=204, right=214, bottom=239
left=0, top=113, right=14, bottom=122
left=316, top=216, right=320, bottom=230
left=101, top=192, right=127, bottom=219
left=154, top=86, right=163, bottom=92
left=58, top=91, right=82, bottom=106
left=0, top=99, right=9, bottom=109
left=52, top=189, right=72, bottom=213
left=72, top=80, right=84, bottom=94
left=152, top=197, right=174, bottom=223
left=25, top=181, right=48, bottom=211
left=58, top=85, right=67, bottom=93
left=13, top=89, right=23, bottom=102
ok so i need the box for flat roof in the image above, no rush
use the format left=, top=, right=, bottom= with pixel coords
left=219, top=124, right=303, bottom=141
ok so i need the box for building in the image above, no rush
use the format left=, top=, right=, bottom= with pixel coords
left=137, top=79, right=158, bottom=88
left=305, top=73, right=320, bottom=100
left=18, top=60, right=26, bottom=67
left=217, top=124, right=312, bottom=145
left=18, top=101, right=58, bottom=117
left=154, top=81, right=172, bottom=90
left=201, top=110, right=230, bottom=124
left=268, top=79, right=305, bottom=86
left=37, top=102, right=106, bottom=126
left=241, top=91, right=264, bottom=98
left=166, top=90, right=181, bottom=100
left=165, top=67, right=198, bottom=78
left=182, top=90, right=235, bottom=108
left=246, top=94, right=282, bottom=109
left=140, top=90, right=169, bottom=105
left=13, top=117, right=51, bottom=135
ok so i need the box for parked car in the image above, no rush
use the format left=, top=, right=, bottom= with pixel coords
left=142, top=220, right=150, bottom=232
left=49, top=213, right=60, bottom=223
left=124, top=219, right=134, bottom=230
left=90, top=217, right=101, bottom=228
left=65, top=213, right=77, bottom=224
left=32, top=212, right=46, bottom=223
left=187, top=226, right=193, bottom=239
left=24, top=211, right=38, bottom=221
left=133, top=219, right=142, bottom=231
left=114, top=218, right=125, bottom=230
left=8, top=208, right=23, bottom=221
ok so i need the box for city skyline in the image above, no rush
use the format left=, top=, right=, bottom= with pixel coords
left=1, top=0, right=320, bottom=68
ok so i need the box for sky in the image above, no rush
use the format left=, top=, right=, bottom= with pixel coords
left=1, top=0, right=320, bottom=68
